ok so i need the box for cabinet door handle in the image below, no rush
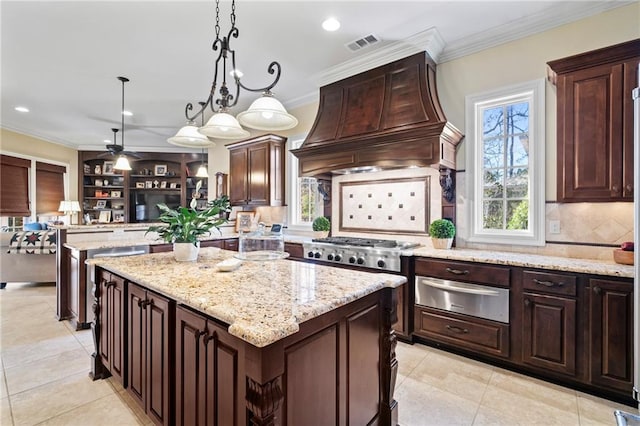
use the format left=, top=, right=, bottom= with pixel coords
left=203, top=331, right=216, bottom=345
left=445, top=267, right=469, bottom=275
left=195, top=330, right=207, bottom=341
left=524, top=298, right=531, bottom=307
left=626, top=184, right=633, bottom=193
left=137, top=299, right=152, bottom=309
left=612, top=185, right=620, bottom=193
left=105, top=280, right=116, bottom=288
left=593, top=286, right=601, bottom=295
left=532, top=278, right=563, bottom=288
left=446, top=325, right=469, bottom=334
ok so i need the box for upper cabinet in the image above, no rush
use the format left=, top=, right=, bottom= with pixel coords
left=226, top=134, right=286, bottom=207
left=548, top=39, right=639, bottom=202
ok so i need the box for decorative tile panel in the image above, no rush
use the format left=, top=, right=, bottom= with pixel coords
left=339, top=177, right=430, bottom=234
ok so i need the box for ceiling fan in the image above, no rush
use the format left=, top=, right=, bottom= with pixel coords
left=98, top=127, right=140, bottom=159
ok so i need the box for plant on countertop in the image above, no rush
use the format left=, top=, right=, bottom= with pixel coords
left=429, top=219, right=456, bottom=239
left=146, top=181, right=231, bottom=246
left=312, top=216, right=331, bottom=232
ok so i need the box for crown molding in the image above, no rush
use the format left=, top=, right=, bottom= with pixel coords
left=438, top=1, right=634, bottom=63
left=311, top=27, right=445, bottom=87
left=1, top=125, right=78, bottom=149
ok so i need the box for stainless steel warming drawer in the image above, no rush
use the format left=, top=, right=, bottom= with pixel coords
left=415, top=276, right=510, bottom=323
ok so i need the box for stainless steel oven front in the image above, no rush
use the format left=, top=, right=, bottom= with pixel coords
left=415, top=276, right=509, bottom=323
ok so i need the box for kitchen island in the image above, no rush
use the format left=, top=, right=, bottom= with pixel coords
left=89, top=248, right=405, bottom=425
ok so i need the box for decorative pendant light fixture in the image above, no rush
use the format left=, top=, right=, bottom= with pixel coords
left=179, top=0, right=297, bottom=143
left=195, top=148, right=209, bottom=178
left=114, top=76, right=132, bottom=171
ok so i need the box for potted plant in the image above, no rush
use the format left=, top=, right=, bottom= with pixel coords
left=429, top=219, right=455, bottom=249
left=146, top=181, right=230, bottom=261
left=312, top=216, right=330, bottom=238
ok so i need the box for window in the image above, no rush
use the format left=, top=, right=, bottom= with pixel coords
left=0, top=154, right=31, bottom=216
left=465, top=79, right=545, bottom=246
left=36, top=161, right=66, bottom=215
left=288, top=139, right=323, bottom=229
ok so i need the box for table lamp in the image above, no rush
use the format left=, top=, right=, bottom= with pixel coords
left=58, top=200, right=81, bottom=224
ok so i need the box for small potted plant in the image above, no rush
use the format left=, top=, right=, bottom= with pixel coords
left=146, top=181, right=230, bottom=261
left=429, top=219, right=455, bottom=249
left=312, top=216, right=331, bottom=238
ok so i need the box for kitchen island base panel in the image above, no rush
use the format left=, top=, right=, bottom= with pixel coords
left=92, top=266, right=400, bottom=425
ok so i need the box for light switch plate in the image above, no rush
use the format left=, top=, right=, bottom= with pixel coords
left=549, top=220, right=561, bottom=234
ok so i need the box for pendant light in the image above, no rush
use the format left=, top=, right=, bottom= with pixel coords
left=169, top=101, right=217, bottom=147
left=114, top=76, right=132, bottom=171
left=195, top=148, right=209, bottom=178
left=175, top=0, right=297, bottom=144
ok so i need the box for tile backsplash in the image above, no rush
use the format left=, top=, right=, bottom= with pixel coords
left=332, top=168, right=442, bottom=245
left=454, top=171, right=634, bottom=261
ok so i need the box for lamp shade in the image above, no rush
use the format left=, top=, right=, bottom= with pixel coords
left=236, top=93, right=298, bottom=131
left=114, top=155, right=132, bottom=171
left=199, top=111, right=250, bottom=139
left=195, top=165, right=209, bottom=178
left=167, top=124, right=215, bottom=148
left=58, top=200, right=81, bottom=214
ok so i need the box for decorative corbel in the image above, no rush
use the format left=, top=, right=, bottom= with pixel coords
left=439, top=168, right=456, bottom=203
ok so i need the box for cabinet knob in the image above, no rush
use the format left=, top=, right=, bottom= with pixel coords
left=612, top=185, right=620, bottom=193
left=593, top=286, right=601, bottom=295
left=524, top=298, right=531, bottom=307
left=626, top=184, right=633, bottom=193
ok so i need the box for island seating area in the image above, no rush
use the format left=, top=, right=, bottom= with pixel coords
left=88, top=248, right=406, bottom=425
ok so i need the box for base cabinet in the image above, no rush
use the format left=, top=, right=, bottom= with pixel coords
left=521, top=293, right=576, bottom=375
left=175, top=306, right=242, bottom=426
left=127, top=283, right=174, bottom=426
left=589, top=278, right=634, bottom=392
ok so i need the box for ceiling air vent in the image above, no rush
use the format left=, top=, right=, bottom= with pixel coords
left=345, top=34, right=380, bottom=52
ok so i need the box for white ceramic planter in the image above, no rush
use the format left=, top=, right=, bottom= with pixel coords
left=313, top=230, right=329, bottom=239
left=173, top=242, right=200, bottom=262
left=431, top=237, right=453, bottom=249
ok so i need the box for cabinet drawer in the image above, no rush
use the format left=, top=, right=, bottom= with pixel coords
left=414, top=307, right=509, bottom=358
left=522, top=270, right=576, bottom=297
left=415, top=258, right=510, bottom=287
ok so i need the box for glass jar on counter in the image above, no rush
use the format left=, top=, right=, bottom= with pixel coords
left=237, top=223, right=287, bottom=261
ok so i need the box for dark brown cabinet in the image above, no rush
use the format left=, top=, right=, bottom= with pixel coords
left=94, top=270, right=126, bottom=384
left=175, top=306, right=242, bottom=425
left=589, top=278, right=634, bottom=393
left=127, top=283, right=174, bottom=426
left=548, top=39, right=639, bottom=202
left=226, top=134, right=286, bottom=207
left=520, top=269, right=578, bottom=376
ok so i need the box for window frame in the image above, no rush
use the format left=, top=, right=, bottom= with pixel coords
left=287, top=138, right=322, bottom=231
left=465, top=79, right=545, bottom=246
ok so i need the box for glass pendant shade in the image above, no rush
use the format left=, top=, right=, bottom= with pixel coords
left=199, top=111, right=250, bottom=139
left=114, top=155, right=132, bottom=171
left=167, top=124, right=214, bottom=148
left=237, top=93, right=298, bottom=131
left=196, top=164, right=209, bottom=178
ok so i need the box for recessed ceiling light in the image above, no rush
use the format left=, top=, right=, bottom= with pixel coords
left=122, top=110, right=133, bottom=116
left=322, top=17, right=340, bottom=32
left=15, top=106, right=29, bottom=113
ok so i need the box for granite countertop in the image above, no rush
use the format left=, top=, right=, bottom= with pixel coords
left=63, top=233, right=237, bottom=251
left=412, top=246, right=634, bottom=278
left=89, top=248, right=405, bottom=348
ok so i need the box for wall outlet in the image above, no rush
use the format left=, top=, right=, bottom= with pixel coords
left=549, top=220, right=561, bottom=234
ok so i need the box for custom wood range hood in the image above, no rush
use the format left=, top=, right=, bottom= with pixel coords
left=291, top=51, right=463, bottom=178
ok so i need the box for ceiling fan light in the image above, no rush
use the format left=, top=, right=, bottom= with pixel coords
left=237, top=93, right=298, bottom=131
left=114, top=155, right=132, bottom=171
left=199, top=111, right=250, bottom=139
left=167, top=124, right=215, bottom=148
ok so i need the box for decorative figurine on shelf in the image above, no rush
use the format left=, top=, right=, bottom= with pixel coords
left=94, top=164, right=101, bottom=174
left=153, top=180, right=159, bottom=188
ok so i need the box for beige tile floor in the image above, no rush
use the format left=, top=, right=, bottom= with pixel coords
left=1, top=282, right=635, bottom=425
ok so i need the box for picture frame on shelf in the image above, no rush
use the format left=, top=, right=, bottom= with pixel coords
left=169, top=182, right=178, bottom=189
left=95, top=200, right=107, bottom=209
left=94, top=164, right=102, bottom=175
left=112, top=210, right=125, bottom=223
left=103, top=161, right=115, bottom=175
left=110, top=190, right=122, bottom=198
left=145, top=181, right=153, bottom=189
left=235, top=211, right=255, bottom=233
left=95, top=179, right=103, bottom=187
left=83, top=164, right=91, bottom=174
left=154, top=164, right=167, bottom=176
left=98, top=210, right=111, bottom=223
left=160, top=181, right=167, bottom=189
left=136, top=182, right=145, bottom=188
